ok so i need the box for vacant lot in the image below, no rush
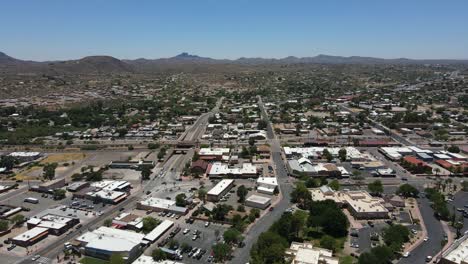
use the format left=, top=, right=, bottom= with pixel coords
left=40, top=153, right=86, bottom=164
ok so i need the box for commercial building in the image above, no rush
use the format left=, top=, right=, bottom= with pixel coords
left=132, top=255, right=183, bottom=264
left=143, top=220, right=174, bottom=243
left=26, top=213, right=79, bottom=235
left=439, top=233, right=468, bottom=264
left=73, top=180, right=131, bottom=204
left=256, top=177, right=278, bottom=195
left=287, top=159, right=340, bottom=177
left=29, top=178, right=66, bottom=194
left=0, top=184, right=16, bottom=194
left=66, top=181, right=90, bottom=192
left=285, top=242, right=339, bottom=264
left=284, top=147, right=364, bottom=161
left=12, top=227, right=49, bottom=247
left=76, top=226, right=145, bottom=261
left=245, top=194, right=271, bottom=209
left=310, top=186, right=389, bottom=219
left=137, top=197, right=188, bottom=215
left=198, top=148, right=230, bottom=161
left=206, top=162, right=258, bottom=178
left=206, top=179, right=234, bottom=202
left=112, top=213, right=143, bottom=231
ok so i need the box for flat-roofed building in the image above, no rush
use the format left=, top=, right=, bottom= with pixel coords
left=12, top=227, right=49, bottom=247
left=0, top=204, right=22, bottom=218
left=143, top=220, right=174, bottom=243
left=439, top=233, right=468, bottom=264
left=206, top=179, right=234, bottom=202
left=310, top=186, right=389, bottom=219
left=76, top=226, right=145, bottom=261
left=285, top=242, right=339, bottom=264
left=207, top=163, right=257, bottom=178
left=137, top=197, right=188, bottom=215
left=198, top=148, right=230, bottom=161
left=256, top=177, right=278, bottom=195
left=132, top=255, right=183, bottom=264
left=245, top=194, right=271, bottom=209
left=26, top=213, right=79, bottom=235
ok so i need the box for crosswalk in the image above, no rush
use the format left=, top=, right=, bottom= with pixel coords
left=36, top=257, right=51, bottom=264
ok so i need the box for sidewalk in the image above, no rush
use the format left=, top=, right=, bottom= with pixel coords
left=404, top=199, right=428, bottom=253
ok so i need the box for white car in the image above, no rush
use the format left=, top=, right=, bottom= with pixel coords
left=31, top=255, right=41, bottom=261
left=205, top=222, right=210, bottom=227
left=183, top=228, right=190, bottom=235
left=424, top=237, right=429, bottom=242
left=403, top=252, right=410, bottom=258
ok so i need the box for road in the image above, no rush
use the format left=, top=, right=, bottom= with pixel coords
left=230, top=96, right=293, bottom=264
left=179, top=97, right=223, bottom=142
left=399, top=197, right=445, bottom=264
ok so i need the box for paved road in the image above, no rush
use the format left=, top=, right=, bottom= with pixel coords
left=399, top=197, right=445, bottom=264
left=179, top=97, right=223, bottom=142
left=230, top=96, right=293, bottom=264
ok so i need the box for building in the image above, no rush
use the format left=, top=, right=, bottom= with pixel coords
left=26, top=213, right=79, bottom=236
left=206, top=162, right=258, bottom=178
left=137, top=197, right=188, bottom=215
left=143, top=220, right=174, bottom=243
left=29, top=178, right=66, bottom=194
left=284, top=147, right=364, bottom=161
left=73, top=180, right=131, bottom=204
left=0, top=184, right=16, bottom=194
left=190, top=160, right=209, bottom=174
left=285, top=242, right=339, bottom=264
left=12, top=227, right=49, bottom=247
left=287, top=159, right=341, bottom=177
left=0, top=204, right=22, bottom=218
left=66, top=181, right=90, bottom=192
left=132, top=255, right=183, bottom=264
left=438, top=233, right=468, bottom=264
left=206, top=179, right=234, bottom=202
left=76, top=226, right=145, bottom=261
left=256, top=177, right=278, bottom=195
left=245, top=194, right=271, bottom=209
left=112, top=213, right=143, bottom=231
left=198, top=148, right=230, bottom=161
left=310, top=186, right=389, bottom=219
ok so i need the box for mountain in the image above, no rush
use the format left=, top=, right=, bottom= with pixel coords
left=1, top=51, right=467, bottom=74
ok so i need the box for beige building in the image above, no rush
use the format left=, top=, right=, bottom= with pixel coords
left=439, top=234, right=468, bottom=264
left=285, top=242, right=339, bottom=264
left=310, top=186, right=389, bottom=219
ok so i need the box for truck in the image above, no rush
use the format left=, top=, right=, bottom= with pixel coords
left=24, top=197, right=39, bottom=204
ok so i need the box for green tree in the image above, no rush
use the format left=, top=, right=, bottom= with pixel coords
left=322, top=149, right=333, bottom=162
left=10, top=214, right=25, bottom=226
left=368, top=180, right=384, bottom=196
left=447, top=145, right=460, bottom=153
left=152, top=248, right=167, bottom=261
left=0, top=156, right=16, bottom=171
left=192, top=151, right=200, bottom=161
left=148, top=142, right=160, bottom=150
left=175, top=193, right=187, bottom=207
left=43, top=163, right=58, bottom=180
left=142, top=216, right=160, bottom=234
left=198, top=188, right=207, bottom=202
left=291, top=182, right=312, bottom=209
left=0, top=220, right=9, bottom=231
left=141, top=166, right=152, bottom=180
left=223, top=228, right=243, bottom=244
left=338, top=148, right=347, bottom=162
left=250, top=231, right=288, bottom=264
left=320, top=235, right=337, bottom=251
left=383, top=224, right=410, bottom=253
left=328, top=179, right=340, bottom=191
left=212, top=204, right=232, bottom=221
left=103, top=218, right=112, bottom=227
left=53, top=189, right=66, bottom=200
left=212, top=243, right=232, bottom=262
left=237, top=185, right=248, bottom=203
left=396, top=183, right=419, bottom=198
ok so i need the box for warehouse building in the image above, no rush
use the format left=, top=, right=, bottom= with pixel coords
left=206, top=179, right=234, bottom=202
left=12, top=227, right=49, bottom=247
left=206, top=162, right=257, bottom=178
left=76, top=226, right=145, bottom=261
left=143, top=220, right=174, bottom=243
left=137, top=197, right=188, bottom=215
left=245, top=194, right=271, bottom=209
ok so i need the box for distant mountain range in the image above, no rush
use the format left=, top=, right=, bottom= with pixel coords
left=1, top=51, right=467, bottom=74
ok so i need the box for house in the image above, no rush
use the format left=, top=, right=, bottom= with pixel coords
left=285, top=242, right=339, bottom=264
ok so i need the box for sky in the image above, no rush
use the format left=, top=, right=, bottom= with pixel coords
left=1, top=0, right=467, bottom=61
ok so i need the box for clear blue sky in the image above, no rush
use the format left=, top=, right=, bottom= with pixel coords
left=1, top=0, right=467, bottom=61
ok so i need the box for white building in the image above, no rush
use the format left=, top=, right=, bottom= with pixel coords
left=439, top=233, right=468, bottom=264
left=256, top=177, right=278, bottom=195
left=207, top=163, right=257, bottom=178
left=143, top=220, right=174, bottom=243
left=285, top=242, right=339, bottom=264
left=207, top=179, right=234, bottom=201
left=76, top=226, right=145, bottom=261
left=132, top=255, right=183, bottom=264
left=137, top=197, right=188, bottom=215
left=310, top=186, right=389, bottom=219
left=245, top=194, right=271, bottom=209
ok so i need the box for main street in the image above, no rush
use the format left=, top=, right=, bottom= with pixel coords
left=231, top=96, right=293, bottom=264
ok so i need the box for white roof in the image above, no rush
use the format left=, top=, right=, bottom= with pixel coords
left=208, top=163, right=257, bottom=176
left=144, top=220, right=174, bottom=242
left=139, top=197, right=175, bottom=209
left=284, top=147, right=363, bottom=160
left=443, top=234, right=468, bottom=264
left=77, top=226, right=144, bottom=252
left=8, top=152, right=41, bottom=157
left=257, top=177, right=278, bottom=186
left=207, top=179, right=234, bottom=196
left=246, top=194, right=271, bottom=204
left=13, top=227, right=48, bottom=242
left=199, top=148, right=230, bottom=156
left=132, top=255, right=183, bottom=264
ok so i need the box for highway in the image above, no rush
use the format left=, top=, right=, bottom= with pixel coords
left=231, top=96, right=293, bottom=264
